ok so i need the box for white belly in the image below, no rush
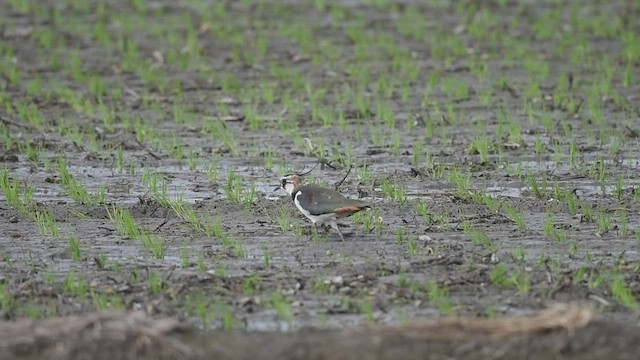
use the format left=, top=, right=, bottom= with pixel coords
left=294, top=192, right=336, bottom=225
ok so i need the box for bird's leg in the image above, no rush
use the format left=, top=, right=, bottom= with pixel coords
left=330, top=221, right=345, bottom=241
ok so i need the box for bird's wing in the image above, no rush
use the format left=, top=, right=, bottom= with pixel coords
left=298, top=186, right=369, bottom=215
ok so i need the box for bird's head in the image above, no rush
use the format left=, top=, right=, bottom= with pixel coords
left=279, top=174, right=302, bottom=195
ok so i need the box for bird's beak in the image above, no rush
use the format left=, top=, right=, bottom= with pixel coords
left=273, top=185, right=282, bottom=192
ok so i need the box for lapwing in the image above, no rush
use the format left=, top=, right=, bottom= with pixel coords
left=279, top=174, right=370, bottom=241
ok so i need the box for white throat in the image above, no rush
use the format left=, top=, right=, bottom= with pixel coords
left=282, top=182, right=296, bottom=195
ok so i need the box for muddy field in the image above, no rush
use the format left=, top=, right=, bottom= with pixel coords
left=0, top=0, right=639, bottom=357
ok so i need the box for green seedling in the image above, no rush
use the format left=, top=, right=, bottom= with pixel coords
left=572, top=267, right=588, bottom=285
left=569, top=241, right=578, bottom=256
left=180, top=246, right=190, bottom=267
left=224, top=171, right=243, bottom=203
left=353, top=209, right=384, bottom=235
left=510, top=268, right=531, bottom=295
left=361, top=297, right=375, bottom=322
left=141, top=170, right=169, bottom=198
left=415, top=202, right=431, bottom=223
left=614, top=175, right=624, bottom=202
left=0, top=283, right=16, bottom=314
left=141, top=232, right=165, bottom=259
left=617, top=209, right=629, bottom=237
left=15, top=101, right=44, bottom=128
left=426, top=281, right=455, bottom=315
left=489, top=264, right=509, bottom=288
left=263, top=248, right=271, bottom=267
left=185, top=291, right=209, bottom=327
left=242, top=275, right=261, bottom=296
left=596, top=212, right=612, bottom=235
left=91, top=291, right=125, bottom=311
left=203, top=119, right=239, bottom=156
left=0, top=169, right=35, bottom=214
left=276, top=207, right=293, bottom=233
left=18, top=140, right=42, bottom=164
left=395, top=227, right=405, bottom=244
left=564, top=190, right=578, bottom=214
left=309, top=229, right=328, bottom=244
left=34, top=210, right=59, bottom=237
left=204, top=217, right=234, bottom=246
left=355, top=163, right=374, bottom=187
left=587, top=270, right=606, bottom=289
left=213, top=263, right=226, bottom=278
left=106, top=207, right=140, bottom=239
left=62, top=271, right=88, bottom=296
left=526, top=174, right=547, bottom=199
left=204, top=216, right=226, bottom=238
left=313, top=279, right=331, bottom=295
left=106, top=206, right=164, bottom=258
left=463, top=221, right=496, bottom=253
left=579, top=201, right=595, bottom=222
left=511, top=245, right=525, bottom=263
left=271, top=291, right=293, bottom=321
left=95, top=254, right=107, bottom=270
left=587, top=159, right=608, bottom=193
left=207, top=160, right=219, bottom=181
left=534, top=136, right=546, bottom=154
left=130, top=269, right=140, bottom=284
left=241, top=184, right=258, bottom=210
left=233, top=240, right=247, bottom=258
left=381, top=178, right=407, bottom=205
left=170, top=201, right=203, bottom=232
left=219, top=305, right=236, bottom=330
left=58, top=159, right=94, bottom=205
left=610, top=275, right=639, bottom=311
left=95, top=187, right=106, bottom=205
left=264, top=150, right=275, bottom=170
left=504, top=204, right=525, bottom=230
left=569, top=142, right=579, bottom=168
left=188, top=149, right=199, bottom=171
left=408, top=236, right=418, bottom=256
left=168, top=136, right=184, bottom=160
left=42, top=268, right=56, bottom=285
left=148, top=271, right=164, bottom=294
left=469, top=137, right=492, bottom=164
left=196, top=253, right=206, bottom=272
left=23, top=303, right=42, bottom=319
left=472, top=191, right=500, bottom=211
left=97, top=101, right=116, bottom=129
left=67, top=235, right=81, bottom=260
left=448, top=168, right=471, bottom=197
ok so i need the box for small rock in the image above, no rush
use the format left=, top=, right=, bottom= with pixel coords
left=282, top=288, right=296, bottom=296
left=239, top=297, right=253, bottom=306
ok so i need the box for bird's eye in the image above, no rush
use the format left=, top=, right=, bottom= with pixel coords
left=281, top=179, right=287, bottom=187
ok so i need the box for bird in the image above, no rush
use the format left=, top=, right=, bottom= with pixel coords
left=279, top=174, right=370, bottom=241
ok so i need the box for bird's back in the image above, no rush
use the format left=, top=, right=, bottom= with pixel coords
left=295, top=185, right=369, bottom=216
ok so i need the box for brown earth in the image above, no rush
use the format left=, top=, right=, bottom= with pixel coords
left=3, top=305, right=640, bottom=360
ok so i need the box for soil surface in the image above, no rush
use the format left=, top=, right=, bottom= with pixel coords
left=4, top=306, right=640, bottom=360
left=0, top=0, right=639, bottom=358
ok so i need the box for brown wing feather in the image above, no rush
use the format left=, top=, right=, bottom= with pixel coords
left=334, top=205, right=366, bottom=218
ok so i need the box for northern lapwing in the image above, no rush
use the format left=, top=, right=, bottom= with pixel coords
left=280, top=174, right=370, bottom=241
